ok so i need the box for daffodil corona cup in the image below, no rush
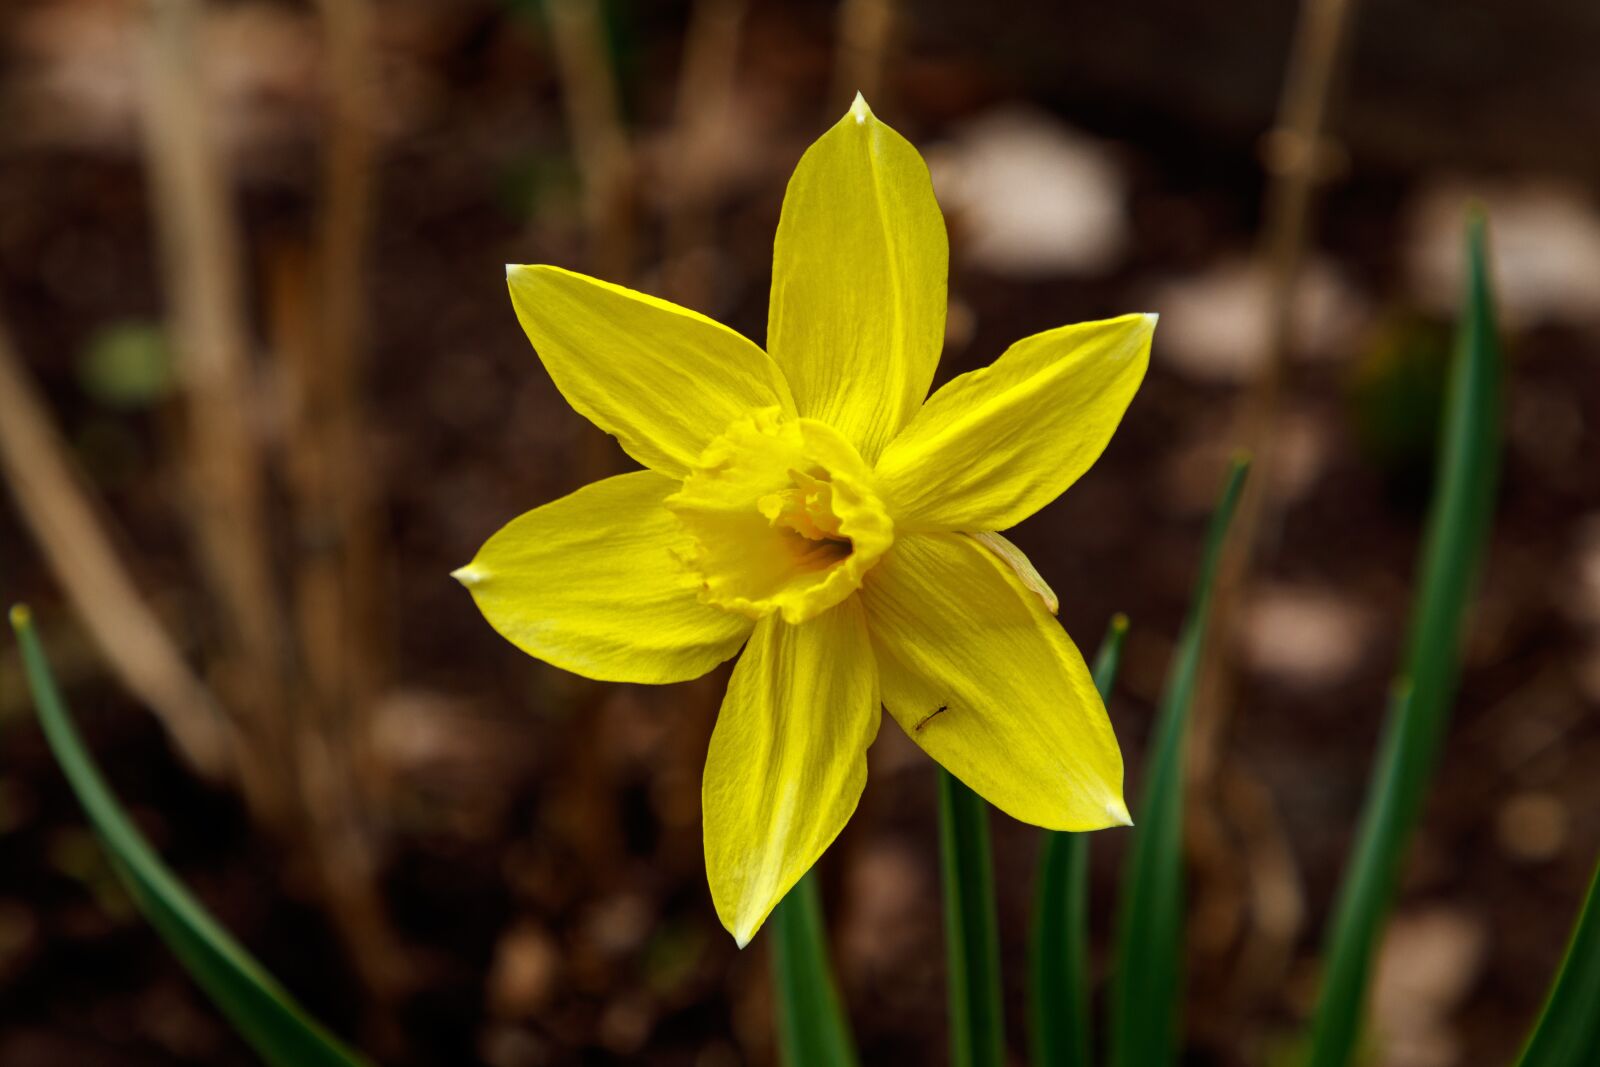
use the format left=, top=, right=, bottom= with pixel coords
left=454, top=94, right=1155, bottom=948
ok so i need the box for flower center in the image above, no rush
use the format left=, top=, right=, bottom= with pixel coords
left=666, top=408, right=894, bottom=624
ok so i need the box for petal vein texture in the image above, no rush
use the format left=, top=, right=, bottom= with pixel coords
left=875, top=313, right=1154, bottom=531
left=767, top=97, right=948, bottom=463
left=703, top=598, right=880, bottom=946
left=508, top=265, right=795, bottom=476
left=455, top=470, right=752, bottom=683
left=861, top=533, right=1127, bottom=830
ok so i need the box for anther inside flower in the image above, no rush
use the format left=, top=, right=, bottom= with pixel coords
left=456, top=94, right=1154, bottom=946
left=668, top=409, right=893, bottom=624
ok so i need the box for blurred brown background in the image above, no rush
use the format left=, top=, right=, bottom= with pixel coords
left=1, top=1, right=1598, bottom=1064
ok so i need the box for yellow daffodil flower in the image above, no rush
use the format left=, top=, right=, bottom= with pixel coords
left=455, top=94, right=1153, bottom=946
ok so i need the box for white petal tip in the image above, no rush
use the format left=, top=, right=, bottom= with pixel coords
left=450, top=565, right=480, bottom=587
left=1143, top=312, right=1159, bottom=326
left=850, top=91, right=871, bottom=124
left=506, top=263, right=529, bottom=282
left=733, top=929, right=754, bottom=950
left=1107, top=796, right=1134, bottom=827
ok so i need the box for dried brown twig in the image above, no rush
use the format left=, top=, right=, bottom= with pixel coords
left=0, top=318, right=232, bottom=780
left=663, top=0, right=748, bottom=310
left=139, top=0, right=295, bottom=821
left=280, top=0, right=412, bottom=1036
left=831, top=0, right=896, bottom=110
left=546, top=0, right=636, bottom=283
left=1188, top=0, right=1360, bottom=1017
left=141, top=0, right=409, bottom=1034
left=1191, top=0, right=1361, bottom=797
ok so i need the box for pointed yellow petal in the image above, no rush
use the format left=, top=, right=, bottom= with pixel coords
left=703, top=598, right=880, bottom=946
left=875, top=313, right=1154, bottom=531
left=859, top=533, right=1125, bottom=830
left=767, top=99, right=948, bottom=463
left=507, top=265, right=795, bottom=476
left=969, top=530, right=1058, bottom=615
left=456, top=471, right=752, bottom=683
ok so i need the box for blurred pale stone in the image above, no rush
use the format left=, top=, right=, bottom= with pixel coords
left=1243, top=584, right=1371, bottom=686
left=1510, top=385, right=1586, bottom=475
left=1269, top=408, right=1335, bottom=503
left=1150, top=256, right=1369, bottom=383
left=1162, top=432, right=1239, bottom=514
left=479, top=1024, right=549, bottom=1067
left=1495, top=791, right=1568, bottom=863
left=369, top=689, right=532, bottom=835
left=1371, top=907, right=1488, bottom=1067
left=945, top=294, right=977, bottom=352
left=1566, top=515, right=1600, bottom=625
left=695, top=1042, right=742, bottom=1067
left=928, top=106, right=1126, bottom=276
left=6, top=0, right=139, bottom=150
left=841, top=838, right=925, bottom=972
left=598, top=994, right=655, bottom=1055
left=584, top=892, right=653, bottom=956
left=1577, top=647, right=1600, bottom=704
left=0, top=899, right=38, bottom=983
left=488, top=920, right=560, bottom=1019
left=7, top=1, right=319, bottom=158
left=6, top=1, right=424, bottom=165
left=1406, top=177, right=1600, bottom=328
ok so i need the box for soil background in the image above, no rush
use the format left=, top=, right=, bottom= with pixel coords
left=1, top=2, right=1598, bottom=1065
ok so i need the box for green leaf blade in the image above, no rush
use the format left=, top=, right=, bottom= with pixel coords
left=1030, top=614, right=1130, bottom=1067
left=770, top=870, right=859, bottom=1067
left=1107, top=455, right=1250, bottom=1067
left=10, top=605, right=369, bottom=1067
left=1305, top=212, right=1503, bottom=1067
left=1517, top=859, right=1600, bottom=1067
left=940, top=766, right=1005, bottom=1067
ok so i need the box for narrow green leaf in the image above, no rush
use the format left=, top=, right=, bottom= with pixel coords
left=9, top=605, right=369, bottom=1067
left=770, top=869, right=858, bottom=1067
left=1304, top=213, right=1502, bottom=1067
left=1517, top=858, right=1600, bottom=1067
left=1030, top=613, right=1130, bottom=1067
left=940, top=766, right=1005, bottom=1067
left=1108, top=455, right=1250, bottom=1067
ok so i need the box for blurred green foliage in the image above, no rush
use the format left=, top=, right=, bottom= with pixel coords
left=76, top=321, right=174, bottom=410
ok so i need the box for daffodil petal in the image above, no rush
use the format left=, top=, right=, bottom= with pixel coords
left=454, top=471, right=752, bottom=683
left=507, top=264, right=796, bottom=475
left=703, top=598, right=880, bottom=946
left=970, top=530, right=1058, bottom=615
left=859, top=533, right=1127, bottom=830
left=767, top=95, right=948, bottom=462
left=875, top=313, right=1154, bottom=531
left=666, top=411, right=894, bottom=625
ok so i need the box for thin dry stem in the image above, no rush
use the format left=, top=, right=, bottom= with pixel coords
left=0, top=318, right=232, bottom=781
left=831, top=0, right=896, bottom=111
left=1191, top=0, right=1360, bottom=785
left=1188, top=0, right=1359, bottom=1010
left=546, top=0, right=635, bottom=283
left=663, top=0, right=747, bottom=310
left=138, top=0, right=293, bottom=793
left=310, top=0, right=384, bottom=724
left=274, top=0, right=412, bottom=1034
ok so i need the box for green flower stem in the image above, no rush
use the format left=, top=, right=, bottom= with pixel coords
left=771, top=870, right=858, bottom=1067
left=10, top=605, right=367, bottom=1067
left=1305, top=213, right=1502, bottom=1067
left=1108, top=454, right=1250, bottom=1067
left=940, top=767, right=1005, bottom=1067
left=1517, top=858, right=1600, bottom=1067
left=1030, top=614, right=1130, bottom=1067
